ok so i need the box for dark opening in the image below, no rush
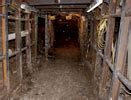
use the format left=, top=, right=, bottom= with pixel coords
left=38, top=17, right=45, bottom=54
left=53, top=14, right=79, bottom=48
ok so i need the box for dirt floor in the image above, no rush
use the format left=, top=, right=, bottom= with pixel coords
left=11, top=46, right=97, bottom=100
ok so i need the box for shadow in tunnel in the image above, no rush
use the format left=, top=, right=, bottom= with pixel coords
left=53, top=14, right=79, bottom=48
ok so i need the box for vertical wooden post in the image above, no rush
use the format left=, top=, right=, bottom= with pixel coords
left=93, top=20, right=99, bottom=79
left=79, top=16, right=84, bottom=61
left=25, top=13, right=32, bottom=72
left=34, top=14, right=38, bottom=59
left=109, top=0, right=131, bottom=99
left=50, top=20, right=54, bottom=48
left=31, top=13, right=38, bottom=60
left=99, top=0, right=117, bottom=97
left=45, top=14, right=48, bottom=58
left=128, top=21, right=131, bottom=80
left=90, top=19, right=94, bottom=65
left=48, top=18, right=52, bottom=48
left=15, top=8, right=23, bottom=83
left=1, top=0, right=10, bottom=91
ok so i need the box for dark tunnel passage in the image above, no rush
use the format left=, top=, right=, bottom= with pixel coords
left=37, top=14, right=81, bottom=58
left=53, top=15, right=79, bottom=48
left=38, top=17, right=45, bottom=47
left=17, top=14, right=97, bottom=99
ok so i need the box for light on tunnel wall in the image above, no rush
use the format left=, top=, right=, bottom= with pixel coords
left=49, top=15, right=56, bottom=20
left=66, top=15, right=72, bottom=20
left=21, top=3, right=30, bottom=10
left=87, top=0, right=103, bottom=12
left=20, top=3, right=38, bottom=13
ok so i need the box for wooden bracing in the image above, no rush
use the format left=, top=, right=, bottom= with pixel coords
left=0, top=0, right=10, bottom=92
left=0, top=0, right=38, bottom=97
left=96, top=0, right=131, bottom=99
left=0, top=0, right=131, bottom=99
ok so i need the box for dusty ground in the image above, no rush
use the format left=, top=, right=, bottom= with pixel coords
left=11, top=46, right=97, bottom=100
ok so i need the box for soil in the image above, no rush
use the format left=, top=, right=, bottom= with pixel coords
left=11, top=46, right=97, bottom=100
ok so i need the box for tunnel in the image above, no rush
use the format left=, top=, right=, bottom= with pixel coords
left=34, top=14, right=95, bottom=99
left=0, top=0, right=131, bottom=100
left=53, top=14, right=79, bottom=48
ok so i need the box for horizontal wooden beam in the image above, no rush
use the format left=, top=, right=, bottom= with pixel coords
left=31, top=3, right=90, bottom=6
left=8, top=31, right=29, bottom=41
left=8, top=16, right=35, bottom=21
left=9, top=42, right=35, bottom=58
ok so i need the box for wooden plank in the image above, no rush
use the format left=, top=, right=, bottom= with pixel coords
left=8, top=41, right=35, bottom=58
left=109, top=0, right=131, bottom=99
left=25, top=14, right=32, bottom=72
left=8, top=31, right=29, bottom=41
left=1, top=0, right=10, bottom=91
left=31, top=13, right=38, bottom=59
left=26, top=33, right=32, bottom=72
left=45, top=14, right=48, bottom=58
left=34, top=14, right=38, bottom=59
left=128, top=21, right=131, bottom=80
left=127, top=0, right=131, bottom=81
left=15, top=8, right=23, bottom=83
left=99, top=0, right=117, bottom=97
left=0, top=63, right=3, bottom=87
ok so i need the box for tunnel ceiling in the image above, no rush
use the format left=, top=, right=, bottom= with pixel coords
left=20, top=0, right=110, bottom=14
left=28, top=0, right=92, bottom=5
left=26, top=0, right=92, bottom=13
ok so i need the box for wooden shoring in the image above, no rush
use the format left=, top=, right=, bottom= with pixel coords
left=93, top=20, right=100, bottom=79
left=109, top=0, right=131, bottom=99
left=31, top=13, right=38, bottom=60
left=99, top=0, right=117, bottom=97
left=1, top=0, right=10, bottom=91
left=128, top=18, right=131, bottom=80
left=48, top=18, right=54, bottom=48
left=45, top=14, right=48, bottom=59
left=25, top=13, right=32, bottom=72
left=90, top=19, right=94, bottom=65
left=34, top=14, right=38, bottom=59
left=15, top=8, right=23, bottom=83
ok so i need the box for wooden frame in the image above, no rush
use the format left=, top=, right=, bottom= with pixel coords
left=109, top=0, right=131, bottom=99
left=15, top=8, right=23, bottom=84
left=1, top=0, right=10, bottom=91
left=0, top=0, right=130, bottom=99
left=45, top=14, right=49, bottom=59
left=89, top=0, right=131, bottom=99
left=0, top=1, right=38, bottom=96
left=99, top=0, right=117, bottom=97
